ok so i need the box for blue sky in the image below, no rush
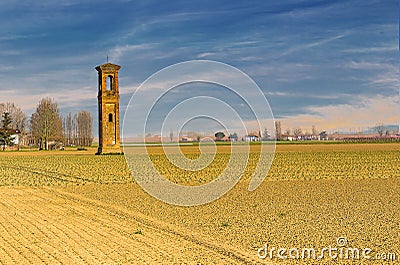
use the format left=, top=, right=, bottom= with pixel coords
left=0, top=0, right=398, bottom=136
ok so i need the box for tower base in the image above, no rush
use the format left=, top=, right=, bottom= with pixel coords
left=96, top=146, right=123, bottom=155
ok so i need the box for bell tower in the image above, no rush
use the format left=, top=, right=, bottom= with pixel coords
left=95, top=62, right=122, bottom=154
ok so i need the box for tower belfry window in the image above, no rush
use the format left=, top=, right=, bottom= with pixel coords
left=106, top=75, right=113, bottom=90
left=108, top=113, right=113, bottom=122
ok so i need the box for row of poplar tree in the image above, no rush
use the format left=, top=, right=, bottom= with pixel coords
left=0, top=98, right=93, bottom=150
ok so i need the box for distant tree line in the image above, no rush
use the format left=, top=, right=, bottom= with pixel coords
left=63, top=110, right=93, bottom=147
left=0, top=98, right=93, bottom=150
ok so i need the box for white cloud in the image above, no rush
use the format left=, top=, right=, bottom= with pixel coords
left=0, top=86, right=96, bottom=113
left=197, top=52, right=216, bottom=58
left=281, top=95, right=399, bottom=131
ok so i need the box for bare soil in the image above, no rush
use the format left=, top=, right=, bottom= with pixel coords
left=0, top=143, right=398, bottom=264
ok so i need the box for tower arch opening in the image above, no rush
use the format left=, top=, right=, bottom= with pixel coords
left=106, top=75, right=113, bottom=91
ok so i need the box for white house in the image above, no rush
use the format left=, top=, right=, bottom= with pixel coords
left=244, top=132, right=261, bottom=142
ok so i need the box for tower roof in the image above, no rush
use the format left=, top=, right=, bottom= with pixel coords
left=95, top=62, right=121, bottom=72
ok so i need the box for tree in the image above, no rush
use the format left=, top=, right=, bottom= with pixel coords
left=215, top=131, right=225, bottom=141
left=229, top=132, right=238, bottom=141
left=375, top=124, right=384, bottom=136
left=75, top=110, right=93, bottom=146
left=63, top=112, right=75, bottom=146
left=30, top=98, right=63, bottom=150
left=275, top=121, right=282, bottom=140
left=293, top=128, right=303, bottom=137
left=262, top=128, right=270, bottom=140
left=170, top=129, right=173, bottom=142
left=312, top=125, right=318, bottom=136
left=63, top=112, right=73, bottom=146
left=62, top=111, right=93, bottom=147
left=0, top=112, right=15, bottom=151
left=319, top=131, right=328, bottom=140
left=0, top=102, right=27, bottom=131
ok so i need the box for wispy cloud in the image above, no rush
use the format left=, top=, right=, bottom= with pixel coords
left=341, top=45, right=397, bottom=53
left=197, top=52, right=216, bottom=59
left=109, top=44, right=157, bottom=62
left=278, top=34, right=346, bottom=57
left=368, top=67, right=399, bottom=91
left=121, top=10, right=230, bottom=40
left=245, top=63, right=314, bottom=82
left=344, top=61, right=399, bottom=92
left=265, top=91, right=342, bottom=100
left=0, top=65, right=15, bottom=71
left=345, top=61, right=394, bottom=70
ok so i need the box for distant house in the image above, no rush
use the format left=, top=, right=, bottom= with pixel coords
left=244, top=132, right=261, bottom=142
left=228, top=133, right=238, bottom=142
left=319, top=131, right=328, bottom=140
left=180, top=136, right=193, bottom=142
left=281, top=132, right=323, bottom=141
left=282, top=134, right=294, bottom=141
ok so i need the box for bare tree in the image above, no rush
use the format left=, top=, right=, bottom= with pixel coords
left=0, top=102, right=27, bottom=131
left=75, top=110, right=93, bottom=146
left=293, top=128, right=303, bottom=137
left=30, top=98, right=63, bottom=150
left=262, top=127, right=270, bottom=140
left=63, top=113, right=73, bottom=146
left=63, top=111, right=93, bottom=147
left=275, top=121, right=282, bottom=140
left=72, top=114, right=78, bottom=145
left=170, top=129, right=173, bottom=142
left=375, top=123, right=384, bottom=136
left=312, top=125, right=318, bottom=136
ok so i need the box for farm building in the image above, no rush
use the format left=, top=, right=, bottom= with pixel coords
left=244, top=132, right=261, bottom=142
left=180, top=136, right=193, bottom=142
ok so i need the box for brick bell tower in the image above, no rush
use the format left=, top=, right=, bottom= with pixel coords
left=95, top=62, right=122, bottom=154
